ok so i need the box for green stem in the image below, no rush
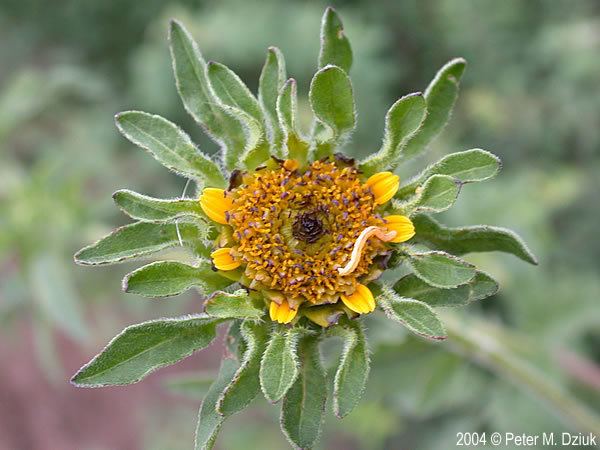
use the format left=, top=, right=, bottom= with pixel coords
left=441, top=311, right=600, bottom=436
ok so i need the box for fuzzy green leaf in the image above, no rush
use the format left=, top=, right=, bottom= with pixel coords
left=217, top=321, right=268, bottom=416
left=408, top=250, right=476, bottom=288
left=397, top=149, right=501, bottom=198
left=377, top=285, right=447, bottom=340
left=260, top=326, right=301, bottom=403
left=360, top=93, right=427, bottom=176
left=318, top=7, right=353, bottom=73
left=207, top=61, right=264, bottom=126
left=71, top=314, right=220, bottom=387
left=204, top=290, right=264, bottom=319
left=277, top=79, right=310, bottom=165
left=309, top=65, right=356, bottom=142
left=259, top=47, right=286, bottom=152
left=281, top=334, right=326, bottom=449
left=113, top=189, right=205, bottom=223
left=169, top=20, right=250, bottom=171
left=402, top=58, right=467, bottom=161
left=74, top=222, right=203, bottom=266
left=394, top=271, right=499, bottom=307
left=123, top=260, right=230, bottom=298
left=195, top=358, right=239, bottom=450
left=332, top=320, right=370, bottom=418
left=412, top=214, right=538, bottom=265
left=115, top=111, right=226, bottom=187
left=407, top=174, right=461, bottom=214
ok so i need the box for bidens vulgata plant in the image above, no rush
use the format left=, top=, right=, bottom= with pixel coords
left=72, top=7, right=537, bottom=449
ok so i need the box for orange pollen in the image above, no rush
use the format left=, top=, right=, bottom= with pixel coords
left=226, top=160, right=387, bottom=304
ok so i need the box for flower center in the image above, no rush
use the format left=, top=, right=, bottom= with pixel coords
left=226, top=159, right=386, bottom=305
left=292, top=211, right=325, bottom=243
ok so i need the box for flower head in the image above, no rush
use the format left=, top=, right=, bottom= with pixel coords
left=201, top=157, right=413, bottom=323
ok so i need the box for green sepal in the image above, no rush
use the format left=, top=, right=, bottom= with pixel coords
left=113, top=189, right=205, bottom=223
left=71, top=314, right=221, bottom=387
left=397, top=149, right=501, bottom=199
left=115, top=111, right=226, bottom=187
left=204, top=290, right=264, bottom=319
left=217, top=320, right=269, bottom=416
left=360, top=93, right=427, bottom=176
left=318, top=7, right=353, bottom=73
left=74, top=222, right=205, bottom=266
left=412, top=214, right=538, bottom=265
left=281, top=333, right=327, bottom=449
left=407, top=250, right=476, bottom=289
left=330, top=319, right=370, bottom=418
left=401, top=58, right=467, bottom=161
left=394, top=271, right=499, bottom=307
left=259, top=47, right=287, bottom=154
left=122, top=260, right=230, bottom=298
left=376, top=284, right=447, bottom=340
left=259, top=325, right=302, bottom=403
left=195, top=358, right=240, bottom=450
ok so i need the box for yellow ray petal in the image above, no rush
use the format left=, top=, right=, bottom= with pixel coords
left=365, top=171, right=399, bottom=205
left=384, top=215, right=415, bottom=243
left=269, top=300, right=298, bottom=324
left=340, top=284, right=376, bottom=314
left=210, top=247, right=240, bottom=271
left=200, top=188, right=234, bottom=224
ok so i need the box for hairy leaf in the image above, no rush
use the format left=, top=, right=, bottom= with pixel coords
left=332, top=320, right=369, bottom=418
left=195, top=358, right=239, bottom=450
left=260, top=326, right=301, bottom=403
left=309, top=65, right=356, bottom=142
left=259, top=47, right=286, bottom=152
left=408, top=250, right=476, bottom=288
left=207, top=61, right=264, bottom=126
left=169, top=20, right=249, bottom=170
left=318, top=7, right=353, bottom=73
left=115, top=111, right=226, bottom=187
left=397, top=149, right=500, bottom=198
left=402, top=58, right=467, bottom=160
left=74, top=222, right=202, bottom=266
left=407, top=174, right=461, bottom=214
left=123, top=260, right=230, bottom=297
left=360, top=93, right=426, bottom=176
left=71, top=314, right=220, bottom=387
left=377, top=285, right=447, bottom=340
left=413, top=214, right=538, bottom=265
left=281, top=334, right=326, bottom=449
left=277, top=78, right=309, bottom=165
left=217, top=321, right=268, bottom=416
left=204, top=289, right=263, bottom=319
left=113, top=189, right=205, bottom=222
left=394, top=271, right=499, bottom=307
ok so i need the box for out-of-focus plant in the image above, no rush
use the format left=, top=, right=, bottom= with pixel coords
left=70, top=8, right=547, bottom=448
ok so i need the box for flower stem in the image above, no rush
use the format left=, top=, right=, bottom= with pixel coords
left=441, top=311, right=600, bottom=436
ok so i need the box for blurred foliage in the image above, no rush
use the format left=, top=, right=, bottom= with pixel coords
left=1, top=0, right=599, bottom=448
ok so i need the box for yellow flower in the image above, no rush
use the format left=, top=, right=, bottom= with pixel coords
left=384, top=215, right=415, bottom=243
left=269, top=300, right=298, bottom=324
left=340, top=283, right=376, bottom=314
left=200, top=188, right=234, bottom=224
left=201, top=158, right=413, bottom=324
left=365, top=171, right=399, bottom=205
left=210, top=247, right=240, bottom=271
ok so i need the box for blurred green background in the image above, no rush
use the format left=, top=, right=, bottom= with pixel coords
left=1, top=0, right=599, bottom=449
